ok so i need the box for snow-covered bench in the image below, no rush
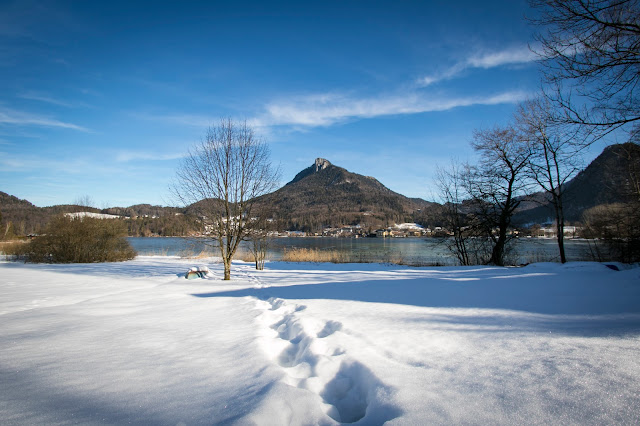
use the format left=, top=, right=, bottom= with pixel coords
left=185, top=266, right=212, bottom=279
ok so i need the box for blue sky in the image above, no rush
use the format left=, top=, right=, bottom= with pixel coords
left=0, top=0, right=599, bottom=207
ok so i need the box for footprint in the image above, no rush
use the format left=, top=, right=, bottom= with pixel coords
left=317, top=320, right=342, bottom=338
left=271, top=314, right=304, bottom=341
left=269, top=311, right=318, bottom=371
left=332, top=347, right=346, bottom=356
left=320, top=361, right=369, bottom=423
left=278, top=337, right=317, bottom=369
left=267, top=297, right=285, bottom=311
left=320, top=360, right=399, bottom=424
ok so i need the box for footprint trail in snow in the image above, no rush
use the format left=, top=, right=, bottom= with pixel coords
left=255, top=297, right=399, bottom=424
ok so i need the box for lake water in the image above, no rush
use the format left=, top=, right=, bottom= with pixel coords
left=128, top=237, right=594, bottom=265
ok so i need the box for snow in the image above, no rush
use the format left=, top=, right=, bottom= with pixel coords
left=1, top=257, right=639, bottom=425
left=65, top=212, right=123, bottom=219
left=392, top=222, right=424, bottom=230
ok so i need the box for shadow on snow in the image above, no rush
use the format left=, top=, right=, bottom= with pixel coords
left=192, top=265, right=640, bottom=336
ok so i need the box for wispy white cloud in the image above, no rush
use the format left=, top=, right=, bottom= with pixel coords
left=137, top=112, right=277, bottom=139
left=79, top=87, right=102, bottom=97
left=0, top=151, right=141, bottom=179
left=467, top=47, right=537, bottom=69
left=18, top=92, right=73, bottom=107
left=0, top=108, right=89, bottom=131
left=116, top=151, right=187, bottom=162
left=417, top=64, right=467, bottom=87
left=0, top=151, right=87, bottom=173
left=417, top=45, right=537, bottom=87
left=255, top=89, right=530, bottom=128
left=137, top=47, right=533, bottom=134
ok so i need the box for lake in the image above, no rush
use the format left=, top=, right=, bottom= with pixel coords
left=128, top=236, right=594, bottom=265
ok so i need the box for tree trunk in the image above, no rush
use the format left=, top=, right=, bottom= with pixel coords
left=490, top=210, right=510, bottom=266
left=557, top=229, right=566, bottom=263
left=555, top=215, right=567, bottom=264
left=491, top=234, right=506, bottom=266
left=553, top=194, right=567, bottom=263
left=223, top=258, right=231, bottom=280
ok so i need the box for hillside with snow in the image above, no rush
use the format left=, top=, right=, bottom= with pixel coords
left=1, top=258, right=639, bottom=424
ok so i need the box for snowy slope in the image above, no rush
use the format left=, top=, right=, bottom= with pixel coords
left=1, top=257, right=639, bottom=425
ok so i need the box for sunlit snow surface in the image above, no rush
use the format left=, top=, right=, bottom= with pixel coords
left=1, top=257, right=639, bottom=425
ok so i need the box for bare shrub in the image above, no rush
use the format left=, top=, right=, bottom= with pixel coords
left=281, top=248, right=347, bottom=263
left=582, top=203, right=640, bottom=263
left=24, top=215, right=136, bottom=263
left=178, top=247, right=217, bottom=259
left=0, top=240, right=29, bottom=259
left=280, top=248, right=447, bottom=266
left=234, top=250, right=256, bottom=263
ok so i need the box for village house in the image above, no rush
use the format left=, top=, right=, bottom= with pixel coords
left=322, top=225, right=367, bottom=238
left=533, top=225, right=582, bottom=238
left=375, top=229, right=391, bottom=238
left=537, top=225, right=581, bottom=238
left=285, top=231, right=306, bottom=237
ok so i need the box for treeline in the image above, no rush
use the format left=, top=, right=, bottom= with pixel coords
left=0, top=193, right=201, bottom=239
left=126, top=215, right=200, bottom=237
left=277, top=209, right=416, bottom=233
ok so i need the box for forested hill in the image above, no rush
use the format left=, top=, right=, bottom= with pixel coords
left=0, top=195, right=199, bottom=237
left=255, top=158, right=439, bottom=232
left=514, top=143, right=640, bottom=224
left=0, top=192, right=46, bottom=236
left=0, top=192, right=36, bottom=209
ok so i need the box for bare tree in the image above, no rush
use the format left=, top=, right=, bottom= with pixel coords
left=248, top=230, right=270, bottom=270
left=247, top=228, right=271, bottom=271
left=467, top=126, right=533, bottom=266
left=172, top=119, right=280, bottom=280
left=517, top=98, right=583, bottom=263
left=246, top=206, right=278, bottom=270
left=530, top=0, right=640, bottom=140
left=435, top=161, right=492, bottom=265
left=73, top=195, right=95, bottom=210
left=436, top=162, right=471, bottom=265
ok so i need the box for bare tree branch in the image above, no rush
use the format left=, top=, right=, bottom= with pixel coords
left=530, top=0, right=640, bottom=141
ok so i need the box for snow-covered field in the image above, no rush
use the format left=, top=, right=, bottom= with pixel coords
left=1, top=257, right=639, bottom=425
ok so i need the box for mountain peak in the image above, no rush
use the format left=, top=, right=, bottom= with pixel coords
left=264, top=158, right=434, bottom=231
left=287, top=158, right=336, bottom=185
left=314, top=158, right=331, bottom=172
